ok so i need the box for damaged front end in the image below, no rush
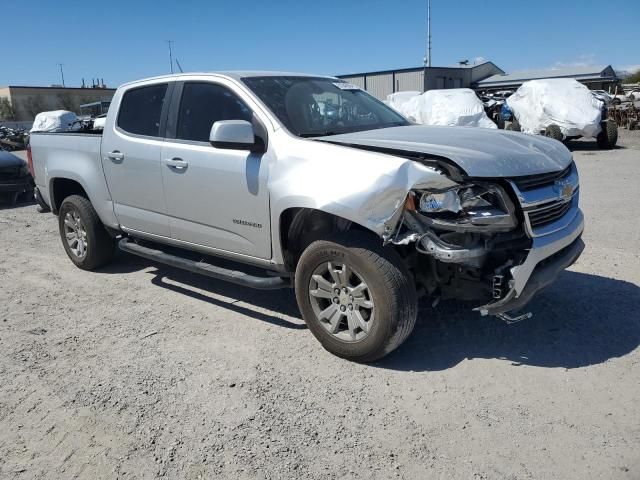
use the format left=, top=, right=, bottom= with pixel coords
left=385, top=170, right=583, bottom=323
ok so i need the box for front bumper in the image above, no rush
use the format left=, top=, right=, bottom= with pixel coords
left=476, top=206, right=584, bottom=316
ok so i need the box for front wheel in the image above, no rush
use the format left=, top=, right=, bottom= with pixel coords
left=295, top=232, right=417, bottom=362
left=544, top=124, right=563, bottom=142
left=58, top=195, right=115, bottom=270
left=597, top=119, right=618, bottom=149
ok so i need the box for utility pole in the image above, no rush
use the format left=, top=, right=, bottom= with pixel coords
left=58, top=63, right=66, bottom=87
left=426, top=0, right=432, bottom=67
left=166, top=40, right=174, bottom=74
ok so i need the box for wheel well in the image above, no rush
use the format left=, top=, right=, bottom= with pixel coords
left=50, top=178, right=88, bottom=214
left=279, top=208, right=370, bottom=271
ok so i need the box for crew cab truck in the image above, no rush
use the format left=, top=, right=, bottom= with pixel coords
left=30, top=72, right=585, bottom=362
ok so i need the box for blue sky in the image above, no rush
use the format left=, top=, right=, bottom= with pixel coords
left=2, top=0, right=638, bottom=87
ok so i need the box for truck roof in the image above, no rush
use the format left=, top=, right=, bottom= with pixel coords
left=121, top=71, right=337, bottom=88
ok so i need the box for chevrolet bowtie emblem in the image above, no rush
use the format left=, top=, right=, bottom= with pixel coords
left=555, top=179, right=573, bottom=201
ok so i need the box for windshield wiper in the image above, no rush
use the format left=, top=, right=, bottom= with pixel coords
left=299, top=131, right=341, bottom=138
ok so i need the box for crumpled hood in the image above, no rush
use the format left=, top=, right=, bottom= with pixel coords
left=318, top=125, right=573, bottom=178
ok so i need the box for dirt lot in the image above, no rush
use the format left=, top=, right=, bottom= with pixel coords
left=1, top=130, right=639, bottom=480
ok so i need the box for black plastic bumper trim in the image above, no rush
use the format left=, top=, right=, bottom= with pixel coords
left=482, top=236, right=585, bottom=315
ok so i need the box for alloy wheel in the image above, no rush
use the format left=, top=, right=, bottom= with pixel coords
left=308, top=261, right=375, bottom=342
left=63, top=209, right=88, bottom=259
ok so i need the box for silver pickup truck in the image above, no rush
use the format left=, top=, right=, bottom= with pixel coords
left=30, top=72, right=584, bottom=362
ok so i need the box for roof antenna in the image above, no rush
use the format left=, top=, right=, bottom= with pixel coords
left=175, top=58, right=184, bottom=73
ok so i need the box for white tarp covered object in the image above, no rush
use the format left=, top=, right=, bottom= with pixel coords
left=31, top=110, right=81, bottom=133
left=506, top=79, right=603, bottom=138
left=388, top=88, right=497, bottom=129
left=385, top=91, right=421, bottom=111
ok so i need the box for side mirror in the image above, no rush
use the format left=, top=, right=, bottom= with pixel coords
left=209, top=120, right=264, bottom=152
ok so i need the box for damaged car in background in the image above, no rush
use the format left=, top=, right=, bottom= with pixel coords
left=0, top=148, right=34, bottom=205
left=29, top=73, right=584, bottom=362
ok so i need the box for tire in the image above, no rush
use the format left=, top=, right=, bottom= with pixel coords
left=544, top=124, right=563, bottom=142
left=58, top=195, right=115, bottom=270
left=597, top=119, right=618, bottom=149
left=505, top=119, right=521, bottom=132
left=295, top=231, right=417, bottom=362
left=612, top=98, right=621, bottom=106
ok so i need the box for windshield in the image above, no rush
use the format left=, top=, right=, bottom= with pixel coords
left=242, top=76, right=409, bottom=137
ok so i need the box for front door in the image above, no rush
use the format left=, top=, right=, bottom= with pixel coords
left=160, top=81, right=271, bottom=259
left=101, top=82, right=172, bottom=237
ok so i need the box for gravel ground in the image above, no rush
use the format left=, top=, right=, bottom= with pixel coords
left=1, top=130, right=639, bottom=479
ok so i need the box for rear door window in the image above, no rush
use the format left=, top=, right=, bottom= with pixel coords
left=117, top=83, right=168, bottom=137
left=176, top=82, right=252, bottom=142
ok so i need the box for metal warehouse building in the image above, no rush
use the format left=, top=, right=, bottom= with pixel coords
left=337, top=62, right=620, bottom=100
left=475, top=65, right=619, bottom=92
left=337, top=61, right=504, bottom=100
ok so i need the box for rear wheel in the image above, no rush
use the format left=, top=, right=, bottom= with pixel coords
left=58, top=195, right=115, bottom=270
left=544, top=124, right=563, bottom=142
left=295, top=231, right=417, bottom=362
left=597, top=119, right=618, bottom=149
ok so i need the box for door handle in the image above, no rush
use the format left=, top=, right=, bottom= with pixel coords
left=107, top=151, right=124, bottom=161
left=164, top=158, right=189, bottom=170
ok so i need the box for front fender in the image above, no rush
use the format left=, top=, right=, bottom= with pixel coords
left=268, top=135, right=455, bottom=265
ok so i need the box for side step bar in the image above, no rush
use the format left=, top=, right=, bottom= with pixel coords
left=118, top=237, right=289, bottom=290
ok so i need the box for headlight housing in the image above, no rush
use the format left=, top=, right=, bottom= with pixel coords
left=413, top=183, right=517, bottom=233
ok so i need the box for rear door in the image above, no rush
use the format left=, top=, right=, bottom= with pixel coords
left=101, top=81, right=173, bottom=237
left=160, top=79, right=271, bottom=259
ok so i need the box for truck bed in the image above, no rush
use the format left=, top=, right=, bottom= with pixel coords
left=29, top=131, right=118, bottom=230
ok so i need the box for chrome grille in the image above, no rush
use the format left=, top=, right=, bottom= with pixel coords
left=510, top=164, right=572, bottom=191
left=526, top=200, right=573, bottom=228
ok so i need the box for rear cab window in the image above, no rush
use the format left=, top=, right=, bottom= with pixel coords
left=117, top=83, right=168, bottom=137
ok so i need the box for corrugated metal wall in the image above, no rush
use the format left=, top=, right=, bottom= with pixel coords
left=366, top=74, right=393, bottom=100
left=394, top=71, right=424, bottom=93
left=340, top=75, right=366, bottom=89
left=338, top=63, right=508, bottom=99
left=339, top=70, right=425, bottom=100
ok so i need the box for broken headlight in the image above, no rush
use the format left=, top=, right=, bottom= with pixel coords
left=414, top=184, right=517, bottom=232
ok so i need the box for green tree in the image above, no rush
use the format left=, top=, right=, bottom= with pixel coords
left=0, top=97, right=16, bottom=121
left=623, top=69, right=640, bottom=84
left=23, top=94, right=47, bottom=118
left=57, top=93, right=78, bottom=112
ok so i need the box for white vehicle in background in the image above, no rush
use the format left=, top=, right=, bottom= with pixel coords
left=591, top=90, right=613, bottom=105
left=387, top=88, right=497, bottom=129
left=611, top=88, right=640, bottom=105
left=91, top=114, right=107, bottom=130
left=506, top=78, right=618, bottom=148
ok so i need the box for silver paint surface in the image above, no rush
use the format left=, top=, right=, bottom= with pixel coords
left=318, top=125, right=574, bottom=178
